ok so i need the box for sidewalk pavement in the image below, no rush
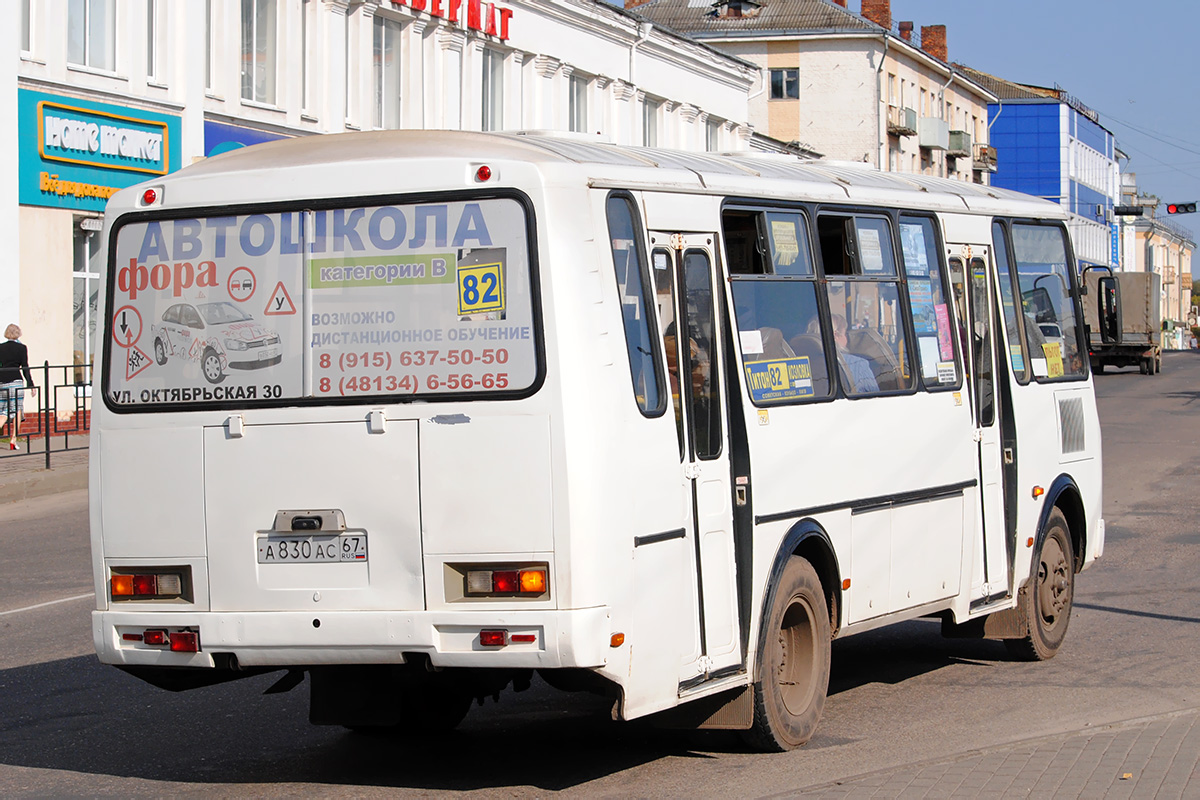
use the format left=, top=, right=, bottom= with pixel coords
left=798, top=708, right=1200, bottom=798
left=0, top=446, right=88, bottom=505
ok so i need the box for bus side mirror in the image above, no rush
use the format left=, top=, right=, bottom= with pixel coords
left=1098, top=276, right=1120, bottom=345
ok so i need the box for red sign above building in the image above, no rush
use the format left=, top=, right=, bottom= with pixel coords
left=389, top=0, right=513, bottom=41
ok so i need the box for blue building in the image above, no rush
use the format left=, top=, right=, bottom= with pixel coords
left=955, top=66, right=1119, bottom=271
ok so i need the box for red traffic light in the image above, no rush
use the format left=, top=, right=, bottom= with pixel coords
left=1167, top=202, right=1197, bottom=214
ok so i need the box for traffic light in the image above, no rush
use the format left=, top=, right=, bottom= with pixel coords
left=1166, top=202, right=1197, bottom=214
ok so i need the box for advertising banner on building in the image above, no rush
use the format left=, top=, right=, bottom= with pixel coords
left=17, top=88, right=182, bottom=212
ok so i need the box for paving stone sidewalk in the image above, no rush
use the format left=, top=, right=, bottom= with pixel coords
left=798, top=708, right=1200, bottom=799
left=0, top=446, right=89, bottom=504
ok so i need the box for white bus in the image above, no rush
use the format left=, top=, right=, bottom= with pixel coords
left=90, top=131, right=1103, bottom=750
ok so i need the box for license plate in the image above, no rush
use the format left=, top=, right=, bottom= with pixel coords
left=259, top=348, right=279, bottom=360
left=257, top=533, right=368, bottom=563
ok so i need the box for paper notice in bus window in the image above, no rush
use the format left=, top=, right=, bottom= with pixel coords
left=1043, top=342, right=1064, bottom=378
left=937, top=362, right=957, bottom=384
left=744, top=356, right=814, bottom=403
left=918, top=336, right=939, bottom=379
left=935, top=304, right=954, bottom=361
left=739, top=329, right=764, bottom=355
left=910, top=280, right=936, bottom=334
left=1011, top=345, right=1027, bottom=373
left=899, top=222, right=929, bottom=275
left=770, top=220, right=800, bottom=268
left=858, top=227, right=886, bottom=273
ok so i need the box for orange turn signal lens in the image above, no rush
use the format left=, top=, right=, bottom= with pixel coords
left=1032, top=486, right=1045, bottom=499
left=111, top=575, right=134, bottom=597
left=610, top=633, right=625, bottom=648
left=519, top=569, right=546, bottom=594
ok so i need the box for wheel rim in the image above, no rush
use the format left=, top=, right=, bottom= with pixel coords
left=1037, top=534, right=1071, bottom=629
left=776, top=594, right=818, bottom=715
left=204, top=354, right=221, bottom=381
left=156, top=342, right=165, bottom=362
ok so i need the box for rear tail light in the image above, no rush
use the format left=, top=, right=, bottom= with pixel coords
left=480, top=630, right=507, bottom=647
left=169, top=631, right=199, bottom=652
left=143, top=629, right=168, bottom=645
left=110, top=569, right=188, bottom=601
left=129, top=628, right=200, bottom=652
left=463, top=565, right=549, bottom=597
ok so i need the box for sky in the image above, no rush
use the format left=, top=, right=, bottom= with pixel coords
left=884, top=0, right=1200, bottom=241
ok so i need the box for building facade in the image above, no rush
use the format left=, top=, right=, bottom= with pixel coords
left=10, top=0, right=760, bottom=374
left=627, top=0, right=996, bottom=183
left=956, top=66, right=1120, bottom=274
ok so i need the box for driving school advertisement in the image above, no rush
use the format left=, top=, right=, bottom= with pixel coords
left=107, top=199, right=535, bottom=407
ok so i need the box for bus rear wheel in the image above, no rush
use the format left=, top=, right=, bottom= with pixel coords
left=743, top=556, right=830, bottom=751
left=1005, top=508, right=1074, bottom=661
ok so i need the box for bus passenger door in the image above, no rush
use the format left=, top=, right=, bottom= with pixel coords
left=951, top=249, right=1011, bottom=603
left=650, top=231, right=742, bottom=682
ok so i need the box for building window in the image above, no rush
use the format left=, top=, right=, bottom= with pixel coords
left=769, top=68, right=799, bottom=100
left=240, top=0, right=277, bottom=105
left=21, top=0, right=31, bottom=52
left=301, top=0, right=313, bottom=110
left=205, top=0, right=213, bottom=91
left=706, top=118, right=720, bottom=151
left=887, top=73, right=896, bottom=105
left=67, top=0, right=116, bottom=71
left=569, top=74, right=588, bottom=133
left=482, top=48, right=505, bottom=132
left=74, top=222, right=101, bottom=386
left=373, top=15, right=402, bottom=129
left=146, top=0, right=161, bottom=81
left=642, top=97, right=659, bottom=148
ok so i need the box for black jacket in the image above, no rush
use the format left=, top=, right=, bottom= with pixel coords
left=0, top=340, right=34, bottom=386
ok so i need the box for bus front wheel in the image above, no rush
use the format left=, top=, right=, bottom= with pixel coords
left=743, top=556, right=830, bottom=751
left=1006, top=508, right=1074, bottom=661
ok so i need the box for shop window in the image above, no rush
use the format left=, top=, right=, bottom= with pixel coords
left=569, top=74, right=588, bottom=133
left=373, top=15, right=402, bottom=129
left=68, top=0, right=116, bottom=71
left=482, top=48, right=505, bottom=132
left=240, top=0, right=277, bottom=105
left=769, top=68, right=799, bottom=100
left=74, top=222, right=101, bottom=386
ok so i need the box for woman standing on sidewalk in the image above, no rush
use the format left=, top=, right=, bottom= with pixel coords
left=0, top=324, right=36, bottom=451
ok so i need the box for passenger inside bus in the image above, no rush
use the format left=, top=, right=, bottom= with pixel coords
left=825, top=314, right=879, bottom=394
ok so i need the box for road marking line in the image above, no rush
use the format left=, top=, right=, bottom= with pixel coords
left=0, top=592, right=95, bottom=617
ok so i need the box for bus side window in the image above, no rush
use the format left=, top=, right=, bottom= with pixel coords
left=1009, top=223, right=1087, bottom=381
left=898, top=216, right=961, bottom=390
left=606, top=193, right=665, bottom=416
left=990, top=221, right=1030, bottom=383
left=818, top=213, right=914, bottom=395
left=724, top=208, right=831, bottom=403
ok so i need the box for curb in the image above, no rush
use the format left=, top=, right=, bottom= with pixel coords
left=0, top=463, right=88, bottom=505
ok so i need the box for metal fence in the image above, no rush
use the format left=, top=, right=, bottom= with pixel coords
left=1, top=362, right=92, bottom=468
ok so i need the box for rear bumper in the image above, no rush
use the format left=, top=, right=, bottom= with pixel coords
left=93, top=606, right=611, bottom=670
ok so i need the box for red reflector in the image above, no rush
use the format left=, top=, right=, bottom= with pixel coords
left=510, top=634, right=536, bottom=643
left=492, top=571, right=519, bottom=593
left=475, top=165, right=492, bottom=182
left=143, top=629, right=168, bottom=646
left=169, top=631, right=199, bottom=652
left=479, top=629, right=507, bottom=647
left=142, top=188, right=158, bottom=205
left=121, top=633, right=144, bottom=642
left=132, top=575, right=156, bottom=596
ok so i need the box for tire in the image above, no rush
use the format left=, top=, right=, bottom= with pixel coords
left=1005, top=508, right=1074, bottom=661
left=1139, top=358, right=1149, bottom=375
left=1154, top=356, right=1162, bottom=374
left=202, top=348, right=225, bottom=384
left=742, top=557, right=831, bottom=751
left=154, top=338, right=168, bottom=366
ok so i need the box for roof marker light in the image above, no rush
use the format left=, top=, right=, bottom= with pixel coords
left=475, top=165, right=492, bottom=182
left=141, top=187, right=158, bottom=205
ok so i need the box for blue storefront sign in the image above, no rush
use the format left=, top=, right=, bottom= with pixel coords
left=18, top=88, right=182, bottom=212
left=204, top=120, right=290, bottom=158
left=1111, top=222, right=1120, bottom=268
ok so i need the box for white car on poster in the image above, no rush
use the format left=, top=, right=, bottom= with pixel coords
left=152, top=302, right=281, bottom=384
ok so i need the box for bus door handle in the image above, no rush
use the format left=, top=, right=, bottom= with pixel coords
left=683, top=464, right=701, bottom=480
left=972, top=429, right=983, bottom=443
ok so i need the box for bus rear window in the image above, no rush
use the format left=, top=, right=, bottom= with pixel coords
left=105, top=197, right=538, bottom=409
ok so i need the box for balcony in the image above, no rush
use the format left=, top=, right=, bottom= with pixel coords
left=918, top=118, right=949, bottom=150
left=948, top=130, right=971, bottom=157
left=887, top=105, right=917, bottom=136
left=973, top=142, right=998, bottom=172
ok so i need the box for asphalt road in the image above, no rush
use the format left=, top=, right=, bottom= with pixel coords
left=2, top=352, right=1199, bottom=796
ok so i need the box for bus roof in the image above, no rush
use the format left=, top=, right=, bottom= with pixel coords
left=114, top=130, right=1065, bottom=221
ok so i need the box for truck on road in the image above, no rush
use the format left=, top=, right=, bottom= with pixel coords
left=1083, top=270, right=1162, bottom=375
